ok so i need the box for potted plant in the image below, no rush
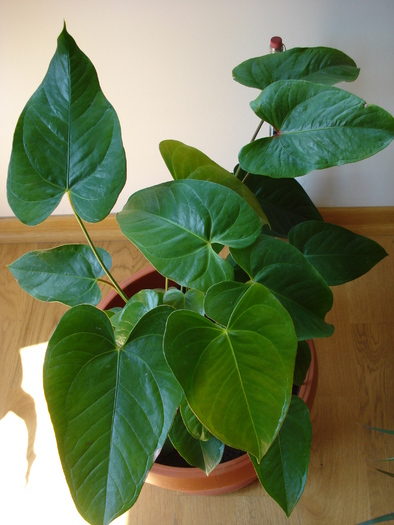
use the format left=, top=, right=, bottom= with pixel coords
left=6, top=24, right=394, bottom=525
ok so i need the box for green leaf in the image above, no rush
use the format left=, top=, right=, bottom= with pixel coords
left=163, top=288, right=205, bottom=315
left=231, top=235, right=334, bottom=340
left=357, top=513, right=394, bottom=525
left=159, top=139, right=225, bottom=180
left=375, top=469, right=394, bottom=479
left=117, top=179, right=262, bottom=292
left=250, top=396, right=312, bottom=517
left=239, top=80, right=394, bottom=178
left=7, top=25, right=126, bottom=225
left=243, top=173, right=323, bottom=237
left=169, top=411, right=224, bottom=475
left=44, top=304, right=181, bottom=525
left=7, top=244, right=111, bottom=306
left=164, top=281, right=298, bottom=461
left=189, top=167, right=268, bottom=224
left=179, top=397, right=212, bottom=441
left=232, top=46, right=359, bottom=90
left=160, top=140, right=268, bottom=224
left=126, top=306, right=183, bottom=449
left=362, top=426, right=394, bottom=436
left=293, top=341, right=312, bottom=387
left=115, top=289, right=161, bottom=346
left=289, top=221, right=388, bottom=285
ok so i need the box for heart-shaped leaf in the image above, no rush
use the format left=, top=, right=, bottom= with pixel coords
left=289, top=221, right=388, bottom=285
left=7, top=25, right=126, bottom=225
left=164, top=281, right=298, bottom=461
left=8, top=244, right=111, bottom=306
left=169, top=411, right=224, bottom=475
left=243, top=173, right=323, bottom=237
left=44, top=304, right=181, bottom=525
left=239, top=80, right=394, bottom=178
left=231, top=235, right=334, bottom=340
left=117, top=179, right=262, bottom=292
left=250, top=396, right=312, bottom=517
left=233, top=46, right=359, bottom=90
left=160, top=140, right=268, bottom=224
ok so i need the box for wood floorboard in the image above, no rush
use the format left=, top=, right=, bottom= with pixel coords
left=0, top=236, right=392, bottom=525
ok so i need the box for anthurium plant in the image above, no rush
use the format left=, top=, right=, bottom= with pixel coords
left=7, top=24, right=394, bottom=525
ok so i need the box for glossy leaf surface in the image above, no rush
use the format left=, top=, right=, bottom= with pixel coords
left=179, top=397, right=211, bottom=441
left=163, top=288, right=205, bottom=315
left=289, top=221, right=388, bottom=285
left=239, top=80, right=394, bottom=178
left=233, top=46, right=359, bottom=90
left=159, top=139, right=225, bottom=180
left=160, top=140, right=267, bottom=224
left=169, top=411, right=224, bottom=474
left=164, top=281, right=298, bottom=461
left=7, top=25, right=126, bottom=225
left=8, top=244, right=111, bottom=306
left=126, top=306, right=183, bottom=449
left=44, top=305, right=181, bottom=525
left=231, top=235, right=334, bottom=340
left=251, top=396, right=312, bottom=516
left=117, top=179, right=262, bottom=292
left=115, top=289, right=161, bottom=346
left=244, top=173, right=323, bottom=237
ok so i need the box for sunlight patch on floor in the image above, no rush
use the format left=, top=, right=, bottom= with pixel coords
left=0, top=342, right=128, bottom=525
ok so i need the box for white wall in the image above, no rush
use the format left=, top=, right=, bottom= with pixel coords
left=1, top=0, right=393, bottom=219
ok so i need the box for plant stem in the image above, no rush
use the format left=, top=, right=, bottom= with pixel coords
left=234, top=119, right=265, bottom=182
left=68, top=194, right=129, bottom=303
left=250, top=119, right=264, bottom=142
left=97, top=278, right=119, bottom=291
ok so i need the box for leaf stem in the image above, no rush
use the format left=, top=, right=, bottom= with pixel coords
left=234, top=119, right=265, bottom=182
left=68, top=194, right=129, bottom=303
left=250, top=119, right=264, bottom=142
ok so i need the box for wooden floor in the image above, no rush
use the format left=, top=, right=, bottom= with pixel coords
left=0, top=225, right=393, bottom=524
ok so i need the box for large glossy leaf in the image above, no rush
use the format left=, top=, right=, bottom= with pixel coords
left=44, top=305, right=181, bottom=525
left=239, top=80, right=394, bottom=178
left=117, top=179, right=262, bottom=292
left=8, top=244, right=111, bottom=306
left=7, top=25, right=126, bottom=225
left=163, top=281, right=298, bottom=461
left=160, top=140, right=268, bottom=224
left=169, top=411, right=224, bottom=475
left=231, top=235, right=334, bottom=340
left=289, top=221, right=388, bottom=285
left=250, top=396, right=312, bottom=517
left=232, top=46, right=359, bottom=90
left=243, top=172, right=323, bottom=237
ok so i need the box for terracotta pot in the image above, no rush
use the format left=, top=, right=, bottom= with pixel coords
left=98, top=265, right=318, bottom=495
